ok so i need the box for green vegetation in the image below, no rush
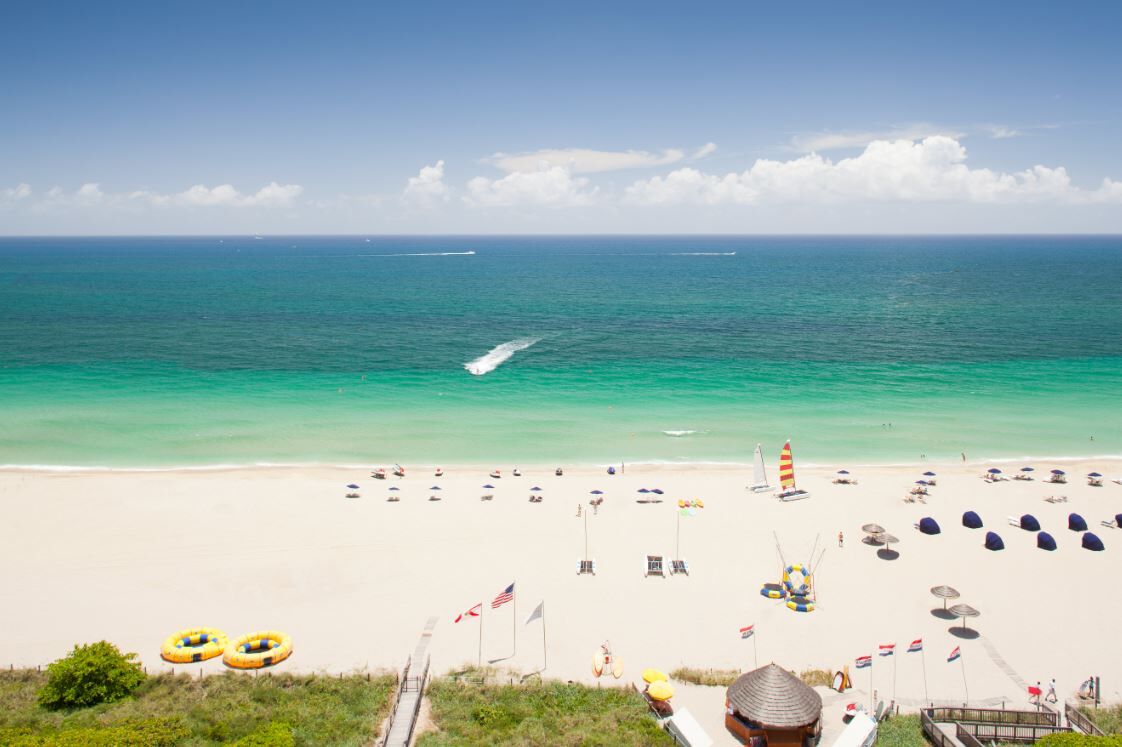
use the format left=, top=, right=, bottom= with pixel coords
left=1078, top=705, right=1122, bottom=735
left=798, top=668, right=833, bottom=687
left=417, top=677, right=673, bottom=746
left=38, top=641, right=146, bottom=710
left=668, top=667, right=739, bottom=686
left=876, top=714, right=926, bottom=747
left=1039, top=734, right=1122, bottom=747
left=0, top=668, right=395, bottom=746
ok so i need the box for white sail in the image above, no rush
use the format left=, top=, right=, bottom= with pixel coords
left=750, top=443, right=774, bottom=493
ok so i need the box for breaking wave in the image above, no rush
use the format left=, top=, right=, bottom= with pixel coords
left=464, top=338, right=540, bottom=376
left=662, top=430, right=708, bottom=437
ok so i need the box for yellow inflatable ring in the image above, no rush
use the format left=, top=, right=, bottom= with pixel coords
left=223, top=630, right=293, bottom=669
left=786, top=596, right=816, bottom=613
left=161, top=627, right=228, bottom=663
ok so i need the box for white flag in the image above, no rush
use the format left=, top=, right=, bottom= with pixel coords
left=524, top=600, right=544, bottom=625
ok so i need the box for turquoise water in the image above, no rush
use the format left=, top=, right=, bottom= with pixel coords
left=1, top=236, right=1120, bottom=467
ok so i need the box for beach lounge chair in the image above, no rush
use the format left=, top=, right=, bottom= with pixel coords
left=513, top=468, right=521, bottom=476
left=555, top=467, right=563, bottom=476
left=577, top=559, right=596, bottom=575
left=645, top=555, right=666, bottom=578
left=428, top=494, right=441, bottom=502
left=1044, top=495, right=1068, bottom=504
left=1088, top=476, right=1104, bottom=487
left=481, top=494, right=493, bottom=501
left=670, top=559, right=689, bottom=576
left=1047, top=475, right=1067, bottom=484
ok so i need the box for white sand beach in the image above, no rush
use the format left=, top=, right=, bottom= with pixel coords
left=2, top=459, right=1119, bottom=713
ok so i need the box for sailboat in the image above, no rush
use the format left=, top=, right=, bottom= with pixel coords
left=777, top=439, right=811, bottom=502
left=749, top=444, right=774, bottom=493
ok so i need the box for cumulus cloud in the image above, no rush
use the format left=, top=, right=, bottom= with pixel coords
left=1, top=183, right=32, bottom=202
left=402, top=160, right=450, bottom=205
left=625, top=136, right=1122, bottom=206
left=983, top=124, right=1022, bottom=139
left=691, top=142, right=718, bottom=160
left=487, top=147, right=685, bottom=174
left=34, top=181, right=304, bottom=210
left=465, top=163, right=597, bottom=207
left=790, top=124, right=964, bottom=153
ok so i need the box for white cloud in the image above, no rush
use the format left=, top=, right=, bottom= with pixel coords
left=488, top=147, right=685, bottom=174
left=691, top=142, right=718, bottom=160
left=790, top=124, right=964, bottom=152
left=465, top=163, right=597, bottom=207
left=625, top=136, right=1122, bottom=206
left=984, top=124, right=1022, bottom=139
left=402, top=160, right=450, bottom=205
left=1, top=183, right=32, bottom=202
left=173, top=182, right=302, bottom=208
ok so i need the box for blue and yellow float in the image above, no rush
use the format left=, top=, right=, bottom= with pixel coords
left=782, top=564, right=812, bottom=596
left=759, top=582, right=788, bottom=599
left=786, top=595, right=816, bottom=613
left=224, top=630, right=293, bottom=669
left=161, top=627, right=228, bottom=663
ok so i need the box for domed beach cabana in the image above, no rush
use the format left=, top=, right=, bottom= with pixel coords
left=725, top=663, right=822, bottom=747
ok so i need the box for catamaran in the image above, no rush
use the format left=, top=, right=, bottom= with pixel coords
left=749, top=443, right=774, bottom=493
left=777, top=440, right=811, bottom=501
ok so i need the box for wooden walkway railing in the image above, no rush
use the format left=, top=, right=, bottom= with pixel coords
left=922, top=706, right=1071, bottom=746
left=1065, top=701, right=1106, bottom=736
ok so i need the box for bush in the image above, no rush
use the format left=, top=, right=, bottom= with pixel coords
left=232, top=721, right=296, bottom=746
left=37, top=641, right=146, bottom=710
left=1039, top=734, right=1122, bottom=747
left=0, top=716, right=188, bottom=746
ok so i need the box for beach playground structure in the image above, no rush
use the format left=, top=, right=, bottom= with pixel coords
left=760, top=533, right=825, bottom=612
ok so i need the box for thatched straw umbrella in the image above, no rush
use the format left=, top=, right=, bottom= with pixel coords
left=930, top=585, right=960, bottom=611
left=861, top=523, right=885, bottom=535
left=948, top=603, right=980, bottom=632
left=726, top=664, right=822, bottom=735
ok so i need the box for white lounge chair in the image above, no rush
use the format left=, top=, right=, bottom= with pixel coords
left=644, top=555, right=666, bottom=578
left=670, top=559, right=689, bottom=576
left=577, top=559, right=596, bottom=575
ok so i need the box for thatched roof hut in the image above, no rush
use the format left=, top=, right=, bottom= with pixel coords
left=726, top=664, right=823, bottom=738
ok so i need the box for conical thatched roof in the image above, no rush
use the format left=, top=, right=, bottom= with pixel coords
left=726, top=663, right=822, bottom=728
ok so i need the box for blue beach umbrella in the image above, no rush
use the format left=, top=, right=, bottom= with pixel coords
left=916, top=480, right=928, bottom=486
left=984, top=531, right=1005, bottom=551
left=346, top=484, right=360, bottom=489
left=482, top=484, right=495, bottom=489
left=838, top=470, right=850, bottom=475
left=1082, top=533, right=1105, bottom=552
left=590, top=490, right=603, bottom=495
left=987, top=468, right=1002, bottom=474
left=1051, top=469, right=1066, bottom=475
left=918, top=517, right=941, bottom=535
left=651, top=488, right=664, bottom=495
left=530, top=486, right=542, bottom=492
left=963, top=511, right=983, bottom=529
left=388, top=486, right=400, bottom=491
left=1037, top=532, right=1057, bottom=551
left=1019, top=514, right=1041, bottom=532
left=1088, top=472, right=1102, bottom=477
left=1021, top=466, right=1035, bottom=472
left=638, top=488, right=650, bottom=493
left=923, top=471, right=936, bottom=477
left=1068, top=513, right=1088, bottom=532
left=430, top=485, right=442, bottom=491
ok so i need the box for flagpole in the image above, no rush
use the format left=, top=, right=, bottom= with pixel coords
left=512, top=582, right=517, bottom=658
left=541, top=602, right=547, bottom=672
left=921, top=645, right=929, bottom=705
left=893, top=647, right=898, bottom=703
left=960, top=652, right=969, bottom=705
left=752, top=629, right=758, bottom=670
left=478, top=604, right=483, bottom=669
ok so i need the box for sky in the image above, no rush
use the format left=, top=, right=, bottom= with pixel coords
left=2, top=1, right=1121, bottom=234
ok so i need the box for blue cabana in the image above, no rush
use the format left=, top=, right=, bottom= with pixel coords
left=1037, top=532, right=1057, bottom=551
left=1019, top=514, right=1041, bottom=531
left=1069, top=513, right=1088, bottom=531
left=985, top=531, right=1005, bottom=551
left=963, top=511, right=984, bottom=529
left=1116, top=513, right=1122, bottom=528
left=919, top=517, right=941, bottom=535
left=1082, top=533, right=1105, bottom=551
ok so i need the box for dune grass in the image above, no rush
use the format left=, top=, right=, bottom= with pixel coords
left=876, top=714, right=926, bottom=747
left=417, top=677, right=672, bottom=746
left=670, top=665, right=833, bottom=688
left=1079, top=704, right=1122, bottom=734
left=0, top=668, right=396, bottom=746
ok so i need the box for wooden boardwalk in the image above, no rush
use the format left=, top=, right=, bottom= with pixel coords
left=382, top=617, right=437, bottom=747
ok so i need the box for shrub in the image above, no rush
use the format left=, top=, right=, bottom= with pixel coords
left=1039, top=734, right=1122, bottom=747
left=0, top=716, right=188, bottom=746
left=37, top=641, right=146, bottom=710
left=232, top=721, right=296, bottom=746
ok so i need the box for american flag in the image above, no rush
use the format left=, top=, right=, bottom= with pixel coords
left=739, top=625, right=754, bottom=639
left=492, top=583, right=515, bottom=608
left=908, top=639, right=923, bottom=653
left=879, top=643, right=895, bottom=657
left=855, top=655, right=872, bottom=668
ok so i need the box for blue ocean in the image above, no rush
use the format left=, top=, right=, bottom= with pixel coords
left=1, top=235, right=1119, bottom=467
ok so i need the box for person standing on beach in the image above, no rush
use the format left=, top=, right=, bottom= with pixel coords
left=838, top=531, right=844, bottom=548
left=1046, top=679, right=1057, bottom=703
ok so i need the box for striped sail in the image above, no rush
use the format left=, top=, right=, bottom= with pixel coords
left=779, top=440, right=795, bottom=489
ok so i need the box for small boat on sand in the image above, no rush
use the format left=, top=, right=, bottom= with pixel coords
left=372, top=468, right=387, bottom=480
left=749, top=443, right=775, bottom=493
left=777, top=440, right=811, bottom=502
left=489, top=468, right=501, bottom=479
left=435, top=467, right=444, bottom=477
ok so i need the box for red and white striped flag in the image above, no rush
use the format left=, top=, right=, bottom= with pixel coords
left=455, top=603, right=482, bottom=623
left=492, top=583, right=515, bottom=609
left=739, top=625, right=754, bottom=639
left=907, top=639, right=923, bottom=653
left=855, top=655, right=872, bottom=669
left=879, top=643, right=896, bottom=657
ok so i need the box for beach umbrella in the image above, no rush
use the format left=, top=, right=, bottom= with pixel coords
left=918, top=517, right=941, bottom=535
left=1037, top=532, right=1057, bottom=551
left=1021, top=467, right=1035, bottom=472
left=648, top=681, right=675, bottom=701
left=915, top=480, right=928, bottom=486
left=948, top=603, right=980, bottom=632
left=388, top=486, right=400, bottom=491
left=861, top=523, right=885, bottom=535
left=923, top=471, right=937, bottom=477
left=1019, top=514, right=1041, bottom=532
left=987, top=468, right=1002, bottom=475
left=1082, top=533, right=1105, bottom=551
left=651, top=488, right=664, bottom=495
left=590, top=490, right=603, bottom=495
left=430, top=485, right=442, bottom=491
left=962, top=511, right=983, bottom=529
left=1116, top=513, right=1122, bottom=528
left=638, top=488, right=650, bottom=494
left=1069, top=513, right=1088, bottom=532
left=530, top=486, right=542, bottom=492
left=482, top=484, right=495, bottom=489
left=642, top=668, right=668, bottom=684
left=984, top=531, right=1005, bottom=551
left=1051, top=469, right=1066, bottom=475
left=1088, top=472, right=1102, bottom=478
left=346, top=484, right=360, bottom=489
left=931, top=585, right=960, bottom=611
left=837, top=470, right=850, bottom=475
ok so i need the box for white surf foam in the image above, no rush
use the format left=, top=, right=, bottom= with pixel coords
left=357, top=250, right=475, bottom=257
left=464, top=338, right=540, bottom=376
left=662, top=430, right=708, bottom=437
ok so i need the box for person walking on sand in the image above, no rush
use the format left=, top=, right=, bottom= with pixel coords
left=1046, top=678, right=1057, bottom=703
left=838, top=531, right=844, bottom=548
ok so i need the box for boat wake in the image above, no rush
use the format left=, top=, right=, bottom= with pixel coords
left=360, top=250, right=476, bottom=257
left=464, top=338, right=540, bottom=376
